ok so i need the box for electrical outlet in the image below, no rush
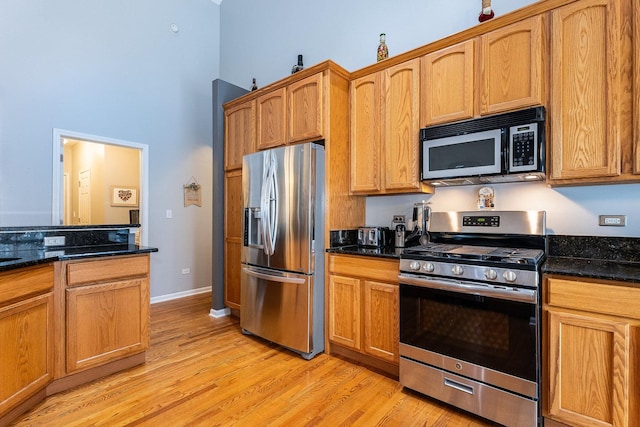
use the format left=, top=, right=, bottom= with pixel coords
left=44, top=236, right=66, bottom=246
left=392, top=215, right=406, bottom=223
left=181, top=268, right=191, bottom=275
left=598, top=215, right=626, bottom=226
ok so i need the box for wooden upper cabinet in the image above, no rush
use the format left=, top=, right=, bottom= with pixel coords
left=479, top=15, right=546, bottom=116
left=225, top=100, right=256, bottom=170
left=548, top=0, right=632, bottom=183
left=350, top=59, right=430, bottom=195
left=421, top=40, right=475, bottom=126
left=384, top=59, right=421, bottom=191
left=350, top=73, right=382, bottom=193
left=288, top=73, right=323, bottom=144
left=633, top=0, right=640, bottom=175
left=256, top=87, right=286, bottom=150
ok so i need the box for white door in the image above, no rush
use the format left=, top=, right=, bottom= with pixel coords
left=78, top=169, right=91, bottom=225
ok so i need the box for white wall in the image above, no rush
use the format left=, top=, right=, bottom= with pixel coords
left=220, top=0, right=640, bottom=238
left=366, top=182, right=640, bottom=237
left=220, top=0, right=536, bottom=90
left=0, top=0, right=221, bottom=297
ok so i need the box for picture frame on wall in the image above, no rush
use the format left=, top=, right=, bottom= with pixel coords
left=111, top=186, right=138, bottom=207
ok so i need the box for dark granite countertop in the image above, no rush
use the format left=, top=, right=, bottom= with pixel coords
left=543, top=235, right=640, bottom=284
left=326, top=244, right=403, bottom=260
left=0, top=245, right=158, bottom=272
left=543, top=257, right=640, bottom=284
left=0, top=225, right=157, bottom=273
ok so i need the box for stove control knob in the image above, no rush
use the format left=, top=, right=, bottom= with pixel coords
left=452, top=265, right=464, bottom=276
left=422, top=262, right=435, bottom=273
left=484, top=269, right=498, bottom=280
left=409, top=261, right=421, bottom=271
left=503, top=270, right=517, bottom=283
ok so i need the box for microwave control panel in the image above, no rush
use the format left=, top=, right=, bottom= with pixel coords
left=509, top=122, right=538, bottom=172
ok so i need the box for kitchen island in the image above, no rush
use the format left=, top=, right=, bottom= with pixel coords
left=0, top=225, right=157, bottom=427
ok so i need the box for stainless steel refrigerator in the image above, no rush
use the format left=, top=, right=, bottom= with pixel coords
left=240, top=142, right=325, bottom=360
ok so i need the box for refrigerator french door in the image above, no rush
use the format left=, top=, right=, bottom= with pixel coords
left=240, top=142, right=325, bottom=360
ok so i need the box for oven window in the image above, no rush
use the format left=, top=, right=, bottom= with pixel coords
left=400, top=284, right=537, bottom=382
left=428, top=138, right=496, bottom=171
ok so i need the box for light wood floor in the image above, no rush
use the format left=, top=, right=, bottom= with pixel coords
left=12, top=293, right=497, bottom=426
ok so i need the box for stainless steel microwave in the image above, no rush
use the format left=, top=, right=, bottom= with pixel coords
left=420, top=106, right=545, bottom=185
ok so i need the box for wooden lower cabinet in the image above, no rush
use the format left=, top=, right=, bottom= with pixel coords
left=327, top=255, right=399, bottom=375
left=0, top=264, right=54, bottom=424
left=66, top=278, right=148, bottom=373
left=543, top=275, right=640, bottom=427
left=58, top=255, right=150, bottom=377
left=1, top=255, right=151, bottom=425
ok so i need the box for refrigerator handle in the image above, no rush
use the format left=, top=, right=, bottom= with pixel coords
left=268, top=154, right=279, bottom=254
left=260, top=153, right=272, bottom=256
left=243, top=267, right=306, bottom=284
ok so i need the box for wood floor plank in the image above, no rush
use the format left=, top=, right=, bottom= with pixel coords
left=12, top=293, right=498, bottom=426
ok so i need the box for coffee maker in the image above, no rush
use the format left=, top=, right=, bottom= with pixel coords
left=405, top=201, right=430, bottom=246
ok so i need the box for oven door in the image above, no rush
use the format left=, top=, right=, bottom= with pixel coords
left=399, top=274, right=539, bottom=397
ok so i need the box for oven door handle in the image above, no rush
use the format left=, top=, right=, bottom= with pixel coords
left=398, top=273, right=537, bottom=303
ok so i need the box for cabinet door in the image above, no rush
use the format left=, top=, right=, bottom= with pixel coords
left=479, top=15, right=545, bottom=115
left=548, top=0, right=626, bottom=181
left=225, top=100, right=256, bottom=171
left=546, top=308, right=637, bottom=427
left=328, top=275, right=361, bottom=350
left=422, top=40, right=475, bottom=125
left=632, top=0, right=640, bottom=175
left=288, top=73, right=323, bottom=144
left=224, top=170, right=243, bottom=310
left=0, top=293, right=53, bottom=416
left=350, top=73, right=382, bottom=193
left=384, top=59, right=421, bottom=191
left=66, top=278, right=149, bottom=373
left=257, top=88, right=287, bottom=150
left=363, top=280, right=398, bottom=363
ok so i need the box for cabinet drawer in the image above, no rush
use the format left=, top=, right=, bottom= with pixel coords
left=546, top=276, right=640, bottom=320
left=328, top=255, right=398, bottom=283
left=0, top=264, right=54, bottom=307
left=66, top=255, right=149, bottom=287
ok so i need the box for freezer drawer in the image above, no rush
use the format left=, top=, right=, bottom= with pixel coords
left=240, top=265, right=321, bottom=358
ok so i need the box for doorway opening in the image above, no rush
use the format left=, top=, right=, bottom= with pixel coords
left=52, top=129, right=149, bottom=245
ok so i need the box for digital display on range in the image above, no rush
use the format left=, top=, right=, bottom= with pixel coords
left=462, top=215, right=500, bottom=227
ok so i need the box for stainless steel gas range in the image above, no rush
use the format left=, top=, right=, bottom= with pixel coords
left=398, top=210, right=546, bottom=427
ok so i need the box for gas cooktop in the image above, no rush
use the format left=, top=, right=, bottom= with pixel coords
left=403, top=244, right=545, bottom=266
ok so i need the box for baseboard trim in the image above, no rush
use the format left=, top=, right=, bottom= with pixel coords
left=209, top=307, right=231, bottom=318
left=150, top=286, right=211, bottom=304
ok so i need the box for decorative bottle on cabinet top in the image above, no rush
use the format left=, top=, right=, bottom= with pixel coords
left=251, top=78, right=258, bottom=91
left=291, top=54, right=304, bottom=74
left=377, top=33, right=388, bottom=62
